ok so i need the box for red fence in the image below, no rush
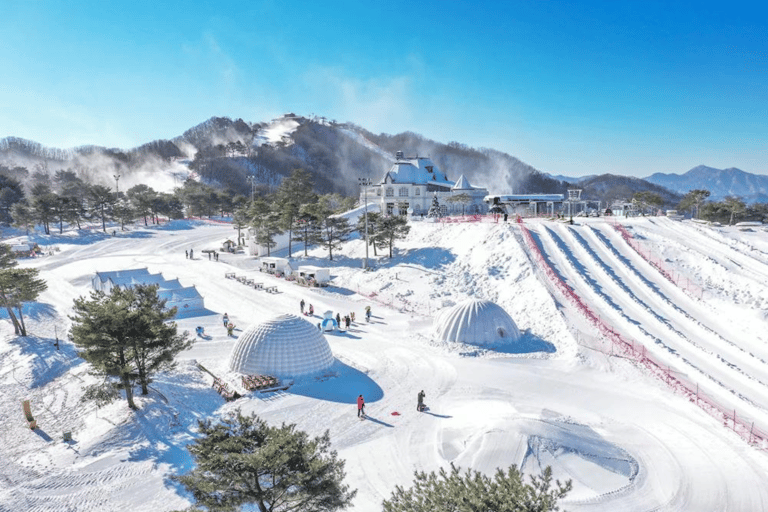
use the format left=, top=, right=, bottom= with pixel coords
left=517, top=220, right=768, bottom=450
left=612, top=223, right=703, bottom=299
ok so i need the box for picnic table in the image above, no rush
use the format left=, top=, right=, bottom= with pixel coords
left=254, top=282, right=263, bottom=289
left=265, top=285, right=278, bottom=293
left=225, top=272, right=236, bottom=279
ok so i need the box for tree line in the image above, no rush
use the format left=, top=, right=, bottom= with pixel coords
left=632, top=188, right=768, bottom=224
left=235, top=168, right=411, bottom=261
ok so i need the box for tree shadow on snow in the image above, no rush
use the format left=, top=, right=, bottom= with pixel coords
left=289, top=360, right=384, bottom=404
left=15, top=335, right=82, bottom=388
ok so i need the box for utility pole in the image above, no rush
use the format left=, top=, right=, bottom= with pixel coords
left=358, top=177, right=372, bottom=269
left=247, top=175, right=256, bottom=203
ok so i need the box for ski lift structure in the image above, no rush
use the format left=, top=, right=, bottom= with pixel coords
left=565, top=189, right=588, bottom=219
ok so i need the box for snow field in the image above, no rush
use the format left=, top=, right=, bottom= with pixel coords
left=0, top=217, right=767, bottom=511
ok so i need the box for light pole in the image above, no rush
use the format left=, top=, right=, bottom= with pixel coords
left=246, top=175, right=256, bottom=203
left=358, top=177, right=372, bottom=269
left=113, top=174, right=121, bottom=195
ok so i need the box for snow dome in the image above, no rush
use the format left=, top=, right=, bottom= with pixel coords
left=229, top=314, right=334, bottom=377
left=433, top=299, right=521, bottom=346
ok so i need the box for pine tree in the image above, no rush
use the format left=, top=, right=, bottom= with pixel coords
left=0, top=244, right=47, bottom=336
left=175, top=409, right=356, bottom=512
left=70, top=288, right=138, bottom=409
left=375, top=215, right=411, bottom=258
left=126, top=284, right=192, bottom=395
left=382, top=463, right=571, bottom=512
left=0, top=268, right=47, bottom=336
left=321, top=216, right=353, bottom=261
left=69, top=285, right=191, bottom=409
left=274, top=169, right=318, bottom=258
left=426, top=195, right=443, bottom=218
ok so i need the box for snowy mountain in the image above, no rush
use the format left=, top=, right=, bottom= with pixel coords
left=0, top=115, right=566, bottom=198
left=644, top=165, right=768, bottom=203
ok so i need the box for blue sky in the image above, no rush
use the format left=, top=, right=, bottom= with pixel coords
left=2, top=0, right=766, bottom=177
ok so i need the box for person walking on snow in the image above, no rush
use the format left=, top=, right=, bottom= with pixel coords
left=365, top=306, right=372, bottom=323
left=308, top=304, right=314, bottom=316
left=227, top=323, right=235, bottom=337
left=300, top=299, right=305, bottom=314
left=223, top=313, right=229, bottom=327
left=417, top=390, right=426, bottom=411
left=357, top=394, right=365, bottom=417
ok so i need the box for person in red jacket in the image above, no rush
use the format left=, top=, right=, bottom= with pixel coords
left=357, top=394, right=365, bottom=417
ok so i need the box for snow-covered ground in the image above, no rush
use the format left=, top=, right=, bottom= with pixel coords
left=1, top=216, right=768, bottom=511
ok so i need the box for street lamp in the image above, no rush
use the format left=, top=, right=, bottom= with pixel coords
left=246, top=175, right=256, bottom=203
left=113, top=174, right=121, bottom=195
left=358, top=177, right=372, bottom=269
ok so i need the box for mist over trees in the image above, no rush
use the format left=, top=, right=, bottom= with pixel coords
left=3, top=114, right=768, bottom=232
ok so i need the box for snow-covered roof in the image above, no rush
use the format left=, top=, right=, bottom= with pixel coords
left=380, top=156, right=454, bottom=186
left=452, top=174, right=474, bottom=190
left=228, top=314, right=334, bottom=378
left=94, top=268, right=151, bottom=283
left=433, top=299, right=521, bottom=346
left=484, top=194, right=565, bottom=203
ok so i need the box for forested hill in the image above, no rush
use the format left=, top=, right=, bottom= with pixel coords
left=0, top=115, right=571, bottom=199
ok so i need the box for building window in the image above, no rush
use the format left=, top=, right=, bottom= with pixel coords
left=386, top=188, right=394, bottom=197
left=386, top=203, right=395, bottom=215
left=398, top=187, right=409, bottom=197
left=415, top=188, right=421, bottom=196
left=376, top=188, right=381, bottom=196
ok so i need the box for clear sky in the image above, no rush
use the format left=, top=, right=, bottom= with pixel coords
left=2, top=0, right=766, bottom=177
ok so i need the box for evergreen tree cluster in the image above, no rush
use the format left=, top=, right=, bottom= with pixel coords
left=0, top=244, right=46, bottom=336
left=69, top=284, right=192, bottom=409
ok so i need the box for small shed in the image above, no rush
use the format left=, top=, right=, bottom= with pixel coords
left=259, top=257, right=293, bottom=276
left=297, top=266, right=331, bottom=286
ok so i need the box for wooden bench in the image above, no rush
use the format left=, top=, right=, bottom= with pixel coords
left=22, top=400, right=37, bottom=430
left=224, top=272, right=236, bottom=279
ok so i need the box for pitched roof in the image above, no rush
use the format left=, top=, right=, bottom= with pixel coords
left=379, top=156, right=455, bottom=186
left=452, top=174, right=473, bottom=190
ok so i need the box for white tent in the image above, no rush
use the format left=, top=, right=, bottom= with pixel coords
left=229, top=314, right=334, bottom=378
left=91, top=268, right=205, bottom=315
left=433, top=299, right=521, bottom=346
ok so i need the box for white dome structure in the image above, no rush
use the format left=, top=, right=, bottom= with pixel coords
left=433, top=299, right=521, bottom=346
left=229, top=314, right=334, bottom=377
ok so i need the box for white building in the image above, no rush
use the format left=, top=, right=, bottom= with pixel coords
left=363, top=151, right=489, bottom=217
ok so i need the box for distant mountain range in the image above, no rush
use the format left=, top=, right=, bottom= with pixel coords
left=643, top=165, right=768, bottom=203
left=1, top=115, right=766, bottom=206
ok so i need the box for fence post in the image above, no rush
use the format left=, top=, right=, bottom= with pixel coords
left=733, top=410, right=737, bottom=430
left=750, top=422, right=755, bottom=444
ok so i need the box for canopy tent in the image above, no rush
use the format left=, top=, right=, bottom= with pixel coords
left=91, top=268, right=205, bottom=315
left=229, top=314, right=334, bottom=378
left=433, top=299, right=521, bottom=347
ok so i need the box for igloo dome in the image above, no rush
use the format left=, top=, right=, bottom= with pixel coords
left=229, top=314, right=334, bottom=377
left=433, top=299, right=521, bottom=346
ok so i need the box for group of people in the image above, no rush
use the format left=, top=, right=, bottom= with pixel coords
left=356, top=389, right=426, bottom=418
left=223, top=313, right=235, bottom=337
left=300, top=299, right=314, bottom=316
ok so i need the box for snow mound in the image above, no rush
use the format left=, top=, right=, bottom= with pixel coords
left=228, top=313, right=334, bottom=377
left=433, top=299, right=521, bottom=347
